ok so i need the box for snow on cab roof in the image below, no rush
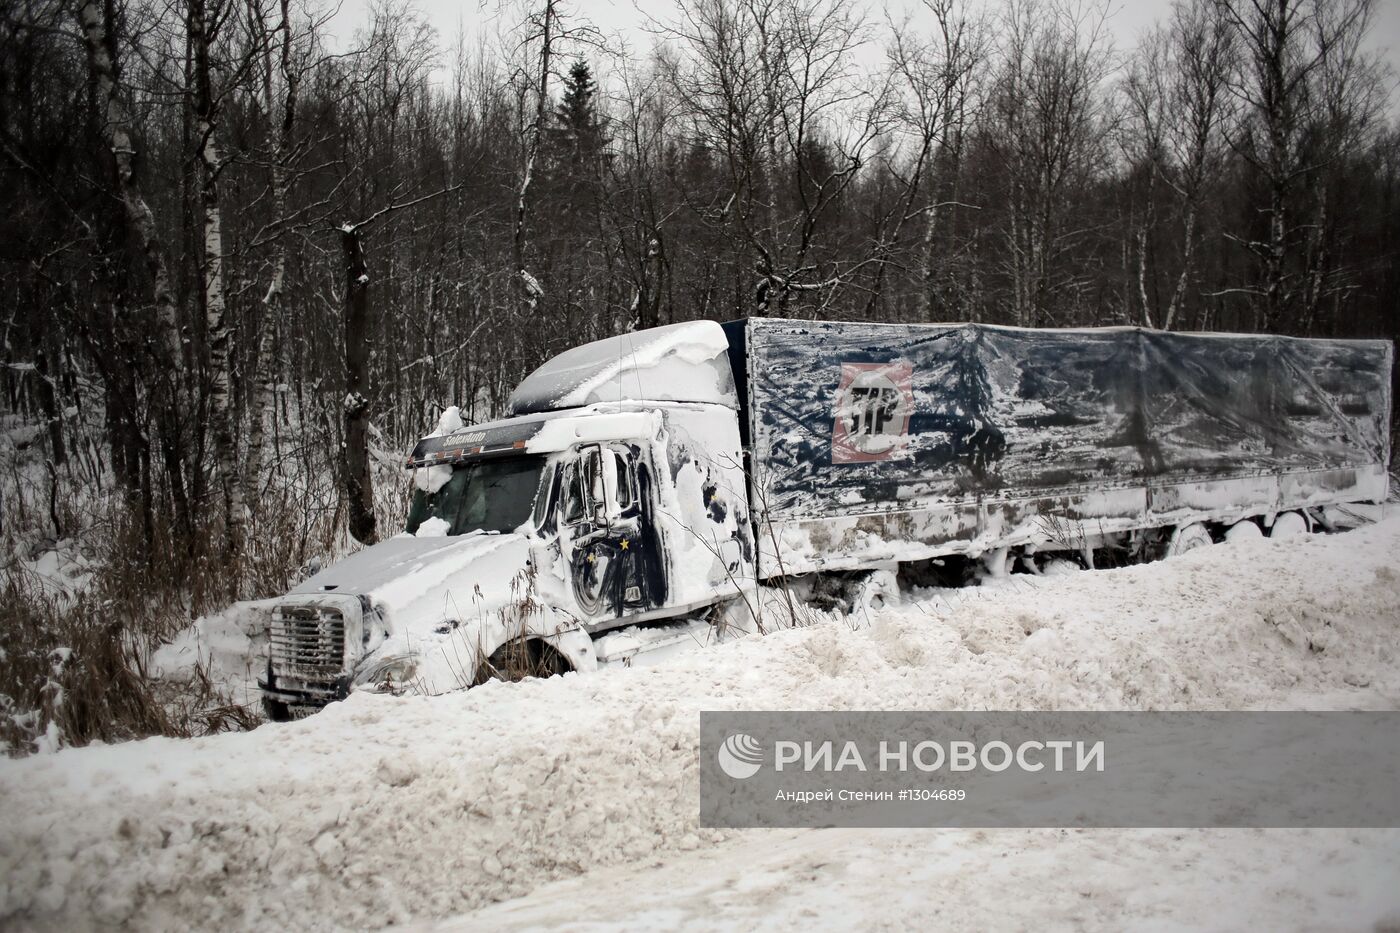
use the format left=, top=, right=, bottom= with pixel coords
left=507, top=320, right=738, bottom=416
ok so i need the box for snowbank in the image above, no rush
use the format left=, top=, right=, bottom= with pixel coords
left=150, top=600, right=272, bottom=709
left=16, top=541, right=96, bottom=603
left=3, top=519, right=1400, bottom=930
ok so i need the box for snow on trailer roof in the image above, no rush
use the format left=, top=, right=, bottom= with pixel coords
left=506, top=321, right=738, bottom=416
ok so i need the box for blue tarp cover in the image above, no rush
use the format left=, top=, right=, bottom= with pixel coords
left=744, top=320, right=1393, bottom=517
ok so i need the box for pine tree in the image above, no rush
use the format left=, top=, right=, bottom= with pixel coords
left=536, top=56, right=611, bottom=312
left=553, top=59, right=606, bottom=171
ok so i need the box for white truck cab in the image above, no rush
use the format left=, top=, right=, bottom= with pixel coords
left=260, top=322, right=753, bottom=718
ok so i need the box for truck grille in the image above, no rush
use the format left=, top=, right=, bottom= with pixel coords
left=270, top=605, right=347, bottom=680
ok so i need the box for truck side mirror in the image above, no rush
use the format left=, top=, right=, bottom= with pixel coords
left=601, top=450, right=623, bottom=524
left=580, top=444, right=612, bottom=528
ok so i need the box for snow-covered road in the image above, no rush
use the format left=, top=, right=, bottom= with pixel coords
left=3, top=518, right=1400, bottom=931
left=443, top=826, right=1400, bottom=931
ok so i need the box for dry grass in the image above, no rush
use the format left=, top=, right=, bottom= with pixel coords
left=0, top=445, right=411, bottom=756
left=0, top=579, right=173, bottom=752
left=1, top=509, right=265, bottom=755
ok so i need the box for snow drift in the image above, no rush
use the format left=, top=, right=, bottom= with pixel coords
left=2, top=518, right=1399, bottom=930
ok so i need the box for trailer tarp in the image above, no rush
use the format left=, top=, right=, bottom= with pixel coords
left=744, top=320, right=1393, bottom=518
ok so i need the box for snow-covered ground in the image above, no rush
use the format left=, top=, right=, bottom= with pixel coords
left=3, top=517, right=1400, bottom=931
left=447, top=826, right=1400, bottom=931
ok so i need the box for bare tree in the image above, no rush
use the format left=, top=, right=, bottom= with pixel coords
left=1295, top=0, right=1387, bottom=331
left=880, top=0, right=987, bottom=319
left=661, top=0, right=886, bottom=316
left=984, top=0, right=1116, bottom=327
left=507, top=0, right=600, bottom=320
left=1217, top=0, right=1380, bottom=330
left=242, top=0, right=303, bottom=507
left=1121, top=0, right=1234, bottom=330
left=74, top=0, right=193, bottom=539
left=188, top=0, right=249, bottom=550
left=604, top=58, right=674, bottom=332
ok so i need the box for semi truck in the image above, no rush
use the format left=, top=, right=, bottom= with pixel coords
left=260, top=319, right=1392, bottom=718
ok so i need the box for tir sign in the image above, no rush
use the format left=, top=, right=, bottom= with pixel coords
left=832, top=362, right=914, bottom=463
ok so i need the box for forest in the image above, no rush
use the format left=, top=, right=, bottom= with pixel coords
left=0, top=0, right=1396, bottom=749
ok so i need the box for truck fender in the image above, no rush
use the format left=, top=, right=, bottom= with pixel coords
left=542, top=624, right=598, bottom=674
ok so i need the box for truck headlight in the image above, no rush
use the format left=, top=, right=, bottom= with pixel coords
left=353, top=653, right=416, bottom=691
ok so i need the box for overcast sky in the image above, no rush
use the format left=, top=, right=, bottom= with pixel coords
left=324, top=0, right=1400, bottom=103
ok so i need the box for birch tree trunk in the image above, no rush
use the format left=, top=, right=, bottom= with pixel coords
left=189, top=0, right=246, bottom=551
left=75, top=0, right=192, bottom=540
left=75, top=0, right=183, bottom=373
left=243, top=0, right=298, bottom=506
left=512, top=0, right=555, bottom=318
left=1162, top=205, right=1198, bottom=331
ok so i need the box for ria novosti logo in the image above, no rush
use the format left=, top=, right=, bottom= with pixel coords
left=715, top=731, right=1108, bottom=781
left=717, top=733, right=764, bottom=779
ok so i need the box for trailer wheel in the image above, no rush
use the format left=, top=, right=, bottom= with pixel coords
left=1038, top=556, right=1082, bottom=576
left=1166, top=522, right=1213, bottom=558
left=473, top=638, right=572, bottom=685
left=848, top=569, right=899, bottom=614
left=1269, top=511, right=1309, bottom=540
left=1224, top=519, right=1264, bottom=544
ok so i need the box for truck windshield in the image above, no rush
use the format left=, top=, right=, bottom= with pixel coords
left=406, top=456, right=547, bottom=536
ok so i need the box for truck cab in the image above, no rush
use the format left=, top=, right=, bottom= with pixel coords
left=260, top=321, right=753, bottom=718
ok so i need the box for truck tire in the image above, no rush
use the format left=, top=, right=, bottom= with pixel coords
left=1166, top=522, right=1213, bottom=558
left=1038, top=556, right=1082, bottom=575
left=848, top=569, right=899, bottom=615
left=1269, top=511, right=1309, bottom=540
left=1225, top=519, right=1264, bottom=543
left=262, top=697, right=291, bottom=723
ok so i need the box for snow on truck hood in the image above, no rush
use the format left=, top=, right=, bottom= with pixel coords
left=290, top=532, right=530, bottom=624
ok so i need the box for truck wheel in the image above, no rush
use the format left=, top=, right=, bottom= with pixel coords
left=1225, top=519, right=1264, bottom=543
left=474, top=639, right=572, bottom=685
left=1269, top=511, right=1309, bottom=540
left=1038, top=556, right=1082, bottom=576
left=262, top=697, right=291, bottom=723
left=1166, top=522, right=1212, bottom=558
left=848, top=569, right=899, bottom=615
left=980, top=547, right=1012, bottom=580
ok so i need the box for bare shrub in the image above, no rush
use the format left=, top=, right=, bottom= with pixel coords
left=0, top=577, right=172, bottom=754
left=0, top=442, right=409, bottom=756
